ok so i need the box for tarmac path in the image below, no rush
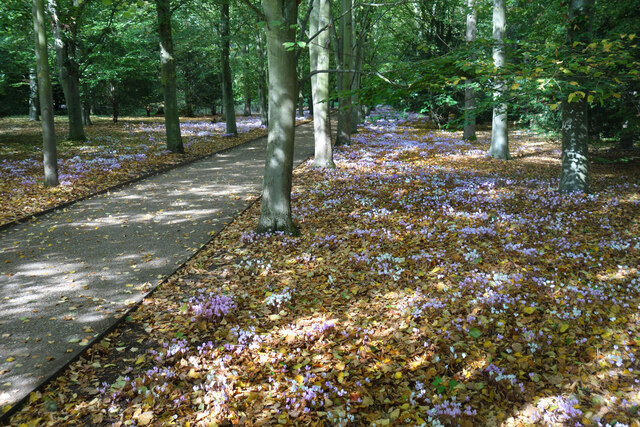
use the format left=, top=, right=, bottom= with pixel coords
left=0, top=121, right=317, bottom=413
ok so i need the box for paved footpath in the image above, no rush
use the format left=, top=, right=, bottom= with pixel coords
left=0, top=121, right=317, bottom=413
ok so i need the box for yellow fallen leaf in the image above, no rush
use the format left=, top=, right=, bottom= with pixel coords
left=394, top=371, right=402, bottom=379
left=137, top=411, right=154, bottom=426
left=559, top=323, right=570, bottom=333
left=523, top=306, right=536, bottom=315
left=6, top=357, right=15, bottom=362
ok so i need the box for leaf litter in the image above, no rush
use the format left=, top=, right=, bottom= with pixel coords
left=0, top=115, right=310, bottom=228
left=4, top=107, right=640, bottom=426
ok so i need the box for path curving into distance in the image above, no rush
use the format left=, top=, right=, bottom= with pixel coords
left=0, top=121, right=317, bottom=414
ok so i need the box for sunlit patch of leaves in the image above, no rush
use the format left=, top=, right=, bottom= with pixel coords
left=8, top=107, right=640, bottom=426
left=0, top=115, right=313, bottom=227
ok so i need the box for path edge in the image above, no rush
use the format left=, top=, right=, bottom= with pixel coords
left=0, top=119, right=311, bottom=234
left=0, top=150, right=316, bottom=424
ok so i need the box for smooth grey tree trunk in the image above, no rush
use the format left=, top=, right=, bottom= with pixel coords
left=298, top=89, right=305, bottom=117
left=309, top=0, right=334, bottom=168
left=29, top=67, right=39, bottom=121
left=50, top=2, right=85, bottom=141
left=463, top=0, right=477, bottom=140
left=33, top=0, right=58, bottom=186
left=258, top=71, right=268, bottom=126
left=221, top=1, right=238, bottom=136
left=559, top=0, right=594, bottom=193
left=350, top=37, right=362, bottom=134
left=336, top=0, right=353, bottom=146
left=257, top=32, right=268, bottom=126
left=256, top=0, right=299, bottom=234
left=559, top=99, right=590, bottom=192
left=488, top=0, right=510, bottom=159
left=109, top=80, right=118, bottom=123
left=156, top=0, right=184, bottom=153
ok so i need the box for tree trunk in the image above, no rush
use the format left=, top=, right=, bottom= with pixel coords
left=463, top=0, right=477, bottom=140
left=559, top=99, right=590, bottom=192
left=559, top=0, right=594, bottom=193
left=488, top=0, right=510, bottom=159
left=156, top=0, right=184, bottom=153
left=620, top=120, right=634, bottom=149
left=309, top=0, right=334, bottom=168
left=336, top=0, right=353, bottom=146
left=109, top=80, right=118, bottom=123
left=33, top=0, right=58, bottom=186
left=350, top=35, right=364, bottom=134
left=257, top=33, right=269, bottom=126
left=184, top=97, right=194, bottom=117
left=258, top=71, right=268, bottom=126
left=29, top=67, right=39, bottom=121
left=256, top=0, right=299, bottom=235
left=50, top=3, right=85, bottom=141
left=243, top=94, right=252, bottom=116
left=298, top=89, right=304, bottom=117
left=221, top=1, right=238, bottom=136
left=82, top=84, right=92, bottom=125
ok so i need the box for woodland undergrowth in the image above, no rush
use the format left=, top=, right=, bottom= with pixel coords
left=5, top=108, right=640, bottom=426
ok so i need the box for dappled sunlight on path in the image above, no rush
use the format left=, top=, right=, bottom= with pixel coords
left=0, top=121, right=316, bottom=412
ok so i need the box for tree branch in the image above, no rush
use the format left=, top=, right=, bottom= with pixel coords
left=299, top=68, right=408, bottom=88
left=238, top=0, right=265, bottom=20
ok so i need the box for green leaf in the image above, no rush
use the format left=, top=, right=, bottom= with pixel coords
left=469, top=328, right=482, bottom=339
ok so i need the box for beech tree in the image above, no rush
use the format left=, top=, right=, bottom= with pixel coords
left=255, top=0, right=299, bottom=234
left=309, top=0, right=334, bottom=168
left=32, top=0, right=58, bottom=186
left=220, top=0, right=238, bottom=136
left=488, top=0, right=509, bottom=159
left=49, top=0, right=86, bottom=141
left=559, top=0, right=594, bottom=193
left=156, top=0, right=184, bottom=153
left=336, top=0, right=353, bottom=146
left=29, top=68, right=39, bottom=121
left=462, top=0, right=476, bottom=140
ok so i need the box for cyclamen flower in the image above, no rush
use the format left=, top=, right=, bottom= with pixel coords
left=189, top=292, right=235, bottom=320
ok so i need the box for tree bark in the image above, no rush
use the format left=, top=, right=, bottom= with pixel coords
left=350, top=33, right=364, bottom=134
left=256, top=0, right=299, bottom=235
left=309, top=0, right=334, bottom=168
left=559, top=99, right=590, bottom=192
left=243, top=94, right=252, bottom=116
left=50, top=1, right=85, bottom=141
left=33, top=0, right=58, bottom=186
left=488, top=0, right=510, bottom=159
left=156, top=0, right=184, bottom=153
left=559, top=0, right=594, bottom=193
left=221, top=0, right=238, bottom=136
left=336, top=0, right=353, bottom=146
left=298, top=89, right=305, bottom=117
left=463, top=0, right=477, bottom=140
left=29, top=67, right=39, bottom=121
left=619, top=120, right=634, bottom=149
left=109, top=80, right=118, bottom=123
left=82, top=84, right=92, bottom=125
left=257, top=33, right=268, bottom=126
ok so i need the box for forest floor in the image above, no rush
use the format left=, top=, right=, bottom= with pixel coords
left=0, top=114, right=310, bottom=228
left=4, top=108, right=640, bottom=426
